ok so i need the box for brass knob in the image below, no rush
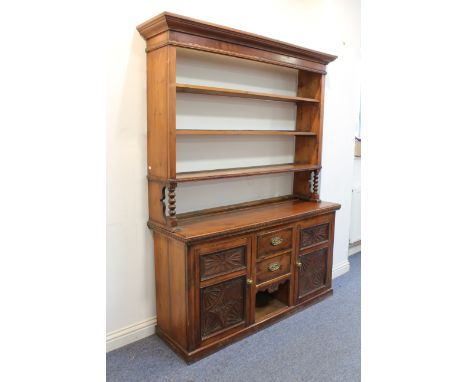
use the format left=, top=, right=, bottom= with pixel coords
left=246, top=278, right=254, bottom=285
left=296, top=261, right=302, bottom=268
left=270, top=236, right=283, bottom=246
left=268, top=262, right=280, bottom=272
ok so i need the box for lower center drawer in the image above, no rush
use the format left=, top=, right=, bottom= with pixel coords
left=256, top=253, right=291, bottom=285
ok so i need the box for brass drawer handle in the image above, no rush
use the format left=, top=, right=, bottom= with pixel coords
left=268, top=262, right=280, bottom=272
left=246, top=278, right=254, bottom=285
left=270, top=236, right=283, bottom=246
left=296, top=261, right=302, bottom=268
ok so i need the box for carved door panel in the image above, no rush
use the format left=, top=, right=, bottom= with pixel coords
left=191, top=235, right=252, bottom=346
left=200, top=276, right=247, bottom=339
left=300, top=222, right=330, bottom=250
left=296, top=247, right=328, bottom=301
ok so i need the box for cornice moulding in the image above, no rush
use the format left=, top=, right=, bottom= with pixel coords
left=137, top=12, right=337, bottom=65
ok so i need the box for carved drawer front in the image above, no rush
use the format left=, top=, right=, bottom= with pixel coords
left=256, top=253, right=291, bottom=285
left=200, top=276, right=246, bottom=339
left=297, top=247, right=328, bottom=299
left=256, top=227, right=293, bottom=260
left=300, top=223, right=329, bottom=249
left=200, top=246, right=246, bottom=281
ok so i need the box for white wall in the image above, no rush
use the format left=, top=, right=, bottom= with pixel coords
left=175, top=49, right=298, bottom=212
left=350, top=157, right=361, bottom=245
left=107, top=0, right=360, bottom=351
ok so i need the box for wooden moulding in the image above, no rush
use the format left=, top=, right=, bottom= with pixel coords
left=137, top=12, right=337, bottom=73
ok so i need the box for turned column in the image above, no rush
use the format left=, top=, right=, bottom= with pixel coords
left=168, top=182, right=177, bottom=217
left=311, top=169, right=321, bottom=202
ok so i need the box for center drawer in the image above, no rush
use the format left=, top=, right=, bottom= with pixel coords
left=256, top=226, right=293, bottom=260
left=256, top=252, right=291, bottom=284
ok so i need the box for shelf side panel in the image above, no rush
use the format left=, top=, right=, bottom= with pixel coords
left=293, top=71, right=324, bottom=199
left=312, top=73, right=325, bottom=165
left=147, top=45, right=177, bottom=224
left=147, top=46, right=176, bottom=178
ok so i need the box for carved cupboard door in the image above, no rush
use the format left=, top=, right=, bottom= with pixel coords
left=200, top=276, right=246, bottom=339
left=295, top=215, right=334, bottom=303
left=192, top=236, right=252, bottom=346
left=296, top=248, right=328, bottom=300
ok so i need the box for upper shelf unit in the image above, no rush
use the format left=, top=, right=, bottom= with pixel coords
left=176, top=83, right=319, bottom=104
left=137, top=12, right=337, bottom=226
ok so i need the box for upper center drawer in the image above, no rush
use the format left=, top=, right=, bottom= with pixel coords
left=256, top=227, right=293, bottom=260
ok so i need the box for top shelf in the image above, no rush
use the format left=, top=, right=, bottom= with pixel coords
left=176, top=84, right=319, bottom=104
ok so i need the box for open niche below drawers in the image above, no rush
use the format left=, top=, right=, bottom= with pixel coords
left=255, top=279, right=290, bottom=322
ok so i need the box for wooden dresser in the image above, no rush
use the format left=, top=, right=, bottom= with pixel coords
left=137, top=12, right=341, bottom=363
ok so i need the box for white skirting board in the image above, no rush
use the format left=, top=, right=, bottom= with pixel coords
left=349, top=241, right=361, bottom=256
left=106, top=260, right=351, bottom=352
left=332, top=259, right=351, bottom=279
left=106, top=317, right=157, bottom=352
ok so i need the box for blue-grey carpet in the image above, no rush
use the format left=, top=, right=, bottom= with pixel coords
left=107, top=253, right=360, bottom=382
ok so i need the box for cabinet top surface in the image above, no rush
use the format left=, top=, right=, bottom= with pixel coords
left=150, top=199, right=341, bottom=242
left=136, top=12, right=337, bottom=65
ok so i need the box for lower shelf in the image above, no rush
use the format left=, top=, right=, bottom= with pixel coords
left=255, top=298, right=287, bottom=322
left=174, top=163, right=320, bottom=183
left=255, top=279, right=290, bottom=322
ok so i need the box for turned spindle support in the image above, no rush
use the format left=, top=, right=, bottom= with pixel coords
left=168, top=182, right=177, bottom=217
left=311, top=169, right=321, bottom=202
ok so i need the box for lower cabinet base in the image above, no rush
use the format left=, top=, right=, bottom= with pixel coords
left=151, top=200, right=341, bottom=363
left=157, top=288, right=333, bottom=364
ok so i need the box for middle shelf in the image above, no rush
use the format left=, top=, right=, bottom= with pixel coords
left=176, top=83, right=319, bottom=104
left=176, top=129, right=316, bottom=136
left=173, top=163, right=321, bottom=183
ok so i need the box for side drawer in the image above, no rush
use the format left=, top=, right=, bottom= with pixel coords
left=299, top=221, right=330, bottom=250
left=193, top=236, right=249, bottom=282
left=256, top=227, right=293, bottom=260
left=256, top=252, right=291, bottom=284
